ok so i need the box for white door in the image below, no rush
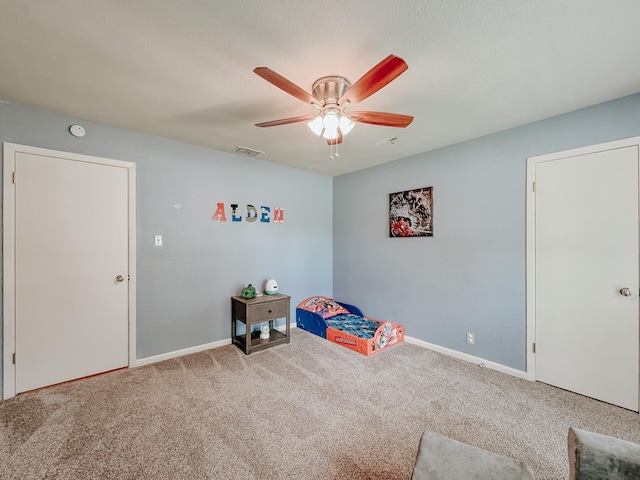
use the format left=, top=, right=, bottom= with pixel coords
left=535, top=145, right=639, bottom=411
left=14, top=151, right=130, bottom=393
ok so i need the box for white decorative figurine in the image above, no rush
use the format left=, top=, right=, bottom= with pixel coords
left=265, top=278, right=278, bottom=295
left=260, top=324, right=270, bottom=340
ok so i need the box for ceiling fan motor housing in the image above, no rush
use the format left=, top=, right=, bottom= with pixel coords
left=312, top=76, right=351, bottom=106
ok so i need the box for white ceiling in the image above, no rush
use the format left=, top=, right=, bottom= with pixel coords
left=1, top=1, right=639, bottom=176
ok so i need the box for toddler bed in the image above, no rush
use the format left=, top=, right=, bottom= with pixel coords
left=296, top=296, right=404, bottom=356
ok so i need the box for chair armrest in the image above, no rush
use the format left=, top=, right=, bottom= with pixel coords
left=568, top=427, right=640, bottom=479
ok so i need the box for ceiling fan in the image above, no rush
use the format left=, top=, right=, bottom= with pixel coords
left=253, top=55, right=414, bottom=151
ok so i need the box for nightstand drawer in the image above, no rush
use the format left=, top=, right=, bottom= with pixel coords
left=251, top=300, right=288, bottom=320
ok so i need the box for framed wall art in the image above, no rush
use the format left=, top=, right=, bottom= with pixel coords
left=389, top=187, right=433, bottom=237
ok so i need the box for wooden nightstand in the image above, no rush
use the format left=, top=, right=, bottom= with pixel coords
left=231, top=294, right=291, bottom=354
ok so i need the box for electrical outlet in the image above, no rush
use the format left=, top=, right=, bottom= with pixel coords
left=466, top=332, right=475, bottom=345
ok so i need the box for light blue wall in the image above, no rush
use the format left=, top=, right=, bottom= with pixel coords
left=0, top=102, right=333, bottom=396
left=2, top=93, right=639, bottom=394
left=333, top=93, right=640, bottom=371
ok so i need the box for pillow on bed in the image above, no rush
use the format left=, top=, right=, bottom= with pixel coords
left=298, top=296, right=350, bottom=318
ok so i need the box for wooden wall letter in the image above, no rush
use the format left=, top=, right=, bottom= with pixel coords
left=273, top=207, right=284, bottom=223
left=260, top=206, right=271, bottom=223
left=212, top=202, right=227, bottom=222
left=246, top=204, right=258, bottom=222
left=231, top=204, right=242, bottom=222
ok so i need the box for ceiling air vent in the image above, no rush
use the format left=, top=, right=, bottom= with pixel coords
left=232, top=146, right=264, bottom=157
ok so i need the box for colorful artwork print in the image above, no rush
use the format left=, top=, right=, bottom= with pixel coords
left=389, top=187, right=433, bottom=237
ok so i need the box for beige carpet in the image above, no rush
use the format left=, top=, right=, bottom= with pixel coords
left=1, top=328, right=639, bottom=479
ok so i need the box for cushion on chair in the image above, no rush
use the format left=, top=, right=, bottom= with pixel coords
left=411, top=431, right=536, bottom=479
left=568, top=427, right=640, bottom=480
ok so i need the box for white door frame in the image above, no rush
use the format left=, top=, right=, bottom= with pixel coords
left=3, top=142, right=137, bottom=399
left=526, top=136, right=640, bottom=381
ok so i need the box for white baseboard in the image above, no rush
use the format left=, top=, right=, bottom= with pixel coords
left=135, top=323, right=297, bottom=367
left=135, top=338, right=231, bottom=367
left=404, top=335, right=528, bottom=380
left=134, top=328, right=524, bottom=381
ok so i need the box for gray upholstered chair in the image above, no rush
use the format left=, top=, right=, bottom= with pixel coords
left=568, top=427, right=640, bottom=480
left=411, top=431, right=536, bottom=479
left=411, top=428, right=640, bottom=479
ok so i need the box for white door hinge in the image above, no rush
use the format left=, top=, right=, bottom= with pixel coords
left=12, top=172, right=16, bottom=184
left=532, top=181, right=536, bottom=192
left=532, top=342, right=536, bottom=354
left=12, top=352, right=16, bottom=364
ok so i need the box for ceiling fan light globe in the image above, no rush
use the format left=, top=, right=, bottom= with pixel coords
left=323, top=128, right=338, bottom=140
left=322, top=111, right=340, bottom=130
left=308, top=116, right=323, bottom=136
left=339, top=116, right=355, bottom=135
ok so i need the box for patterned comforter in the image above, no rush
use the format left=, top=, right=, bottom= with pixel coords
left=324, top=314, right=381, bottom=339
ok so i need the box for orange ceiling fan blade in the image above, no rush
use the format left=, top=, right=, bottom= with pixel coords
left=255, top=115, right=316, bottom=127
left=338, top=55, right=409, bottom=106
left=254, top=67, right=320, bottom=107
left=349, top=111, right=414, bottom=127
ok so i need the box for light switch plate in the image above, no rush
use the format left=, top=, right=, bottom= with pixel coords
left=154, top=235, right=162, bottom=246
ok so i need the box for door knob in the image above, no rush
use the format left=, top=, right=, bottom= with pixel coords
left=116, top=275, right=125, bottom=283
left=620, top=287, right=633, bottom=297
